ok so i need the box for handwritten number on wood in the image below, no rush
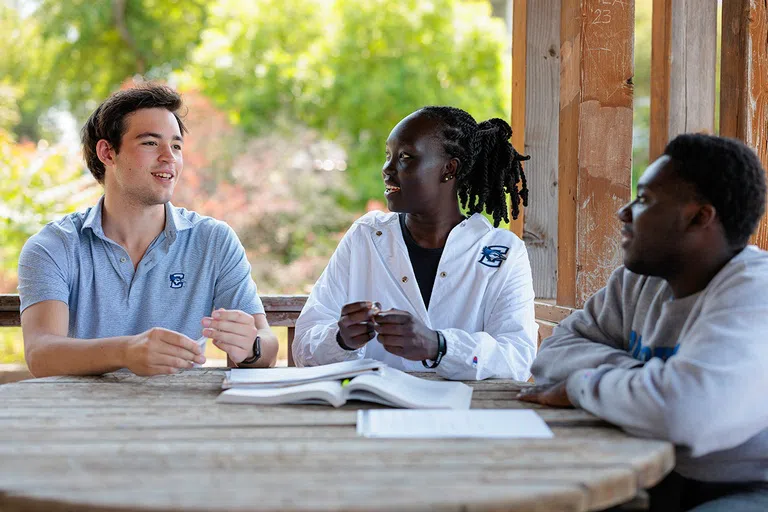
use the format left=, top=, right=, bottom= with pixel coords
left=591, top=9, right=612, bottom=24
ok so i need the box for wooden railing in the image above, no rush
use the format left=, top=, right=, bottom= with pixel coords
left=0, top=294, right=574, bottom=367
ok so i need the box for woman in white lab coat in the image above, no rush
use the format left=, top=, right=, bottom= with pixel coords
left=293, top=106, right=538, bottom=380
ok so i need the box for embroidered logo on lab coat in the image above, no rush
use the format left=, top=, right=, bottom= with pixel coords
left=478, top=246, right=509, bottom=268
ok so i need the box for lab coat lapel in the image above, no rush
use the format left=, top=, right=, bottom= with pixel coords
left=369, top=216, right=430, bottom=323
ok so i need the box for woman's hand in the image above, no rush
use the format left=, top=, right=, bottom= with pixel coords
left=337, top=301, right=380, bottom=349
left=373, top=309, right=439, bottom=361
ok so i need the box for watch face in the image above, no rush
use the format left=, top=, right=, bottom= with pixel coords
left=241, top=336, right=261, bottom=364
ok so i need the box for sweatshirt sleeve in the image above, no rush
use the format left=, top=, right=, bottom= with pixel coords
left=531, top=267, right=644, bottom=385
left=436, top=242, right=538, bottom=381
left=566, top=268, right=768, bottom=457
left=292, top=227, right=365, bottom=366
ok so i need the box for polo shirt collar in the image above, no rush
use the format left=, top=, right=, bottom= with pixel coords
left=81, top=196, right=106, bottom=237
left=163, top=202, right=194, bottom=243
left=82, top=197, right=194, bottom=244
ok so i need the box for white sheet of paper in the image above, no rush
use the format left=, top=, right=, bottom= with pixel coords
left=193, top=336, right=207, bottom=368
left=356, top=409, right=554, bottom=439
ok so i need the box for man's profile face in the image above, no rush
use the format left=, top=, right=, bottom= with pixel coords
left=617, top=156, right=701, bottom=277
left=105, top=108, right=184, bottom=206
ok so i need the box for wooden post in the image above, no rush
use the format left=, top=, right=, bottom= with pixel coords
left=558, top=0, right=635, bottom=307
left=720, top=0, right=768, bottom=248
left=287, top=327, right=296, bottom=367
left=510, top=0, right=527, bottom=239
left=649, top=0, right=718, bottom=162
left=511, top=0, right=561, bottom=299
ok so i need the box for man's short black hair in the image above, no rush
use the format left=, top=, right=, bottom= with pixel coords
left=664, top=133, right=766, bottom=248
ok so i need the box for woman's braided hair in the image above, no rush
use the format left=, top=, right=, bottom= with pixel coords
left=420, top=106, right=529, bottom=227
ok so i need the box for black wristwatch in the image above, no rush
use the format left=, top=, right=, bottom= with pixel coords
left=240, top=335, right=262, bottom=365
left=336, top=330, right=356, bottom=351
left=422, top=330, right=446, bottom=369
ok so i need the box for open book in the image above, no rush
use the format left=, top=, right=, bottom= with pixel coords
left=217, top=366, right=473, bottom=409
left=221, top=359, right=383, bottom=389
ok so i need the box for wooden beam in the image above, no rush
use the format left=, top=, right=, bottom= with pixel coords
left=510, top=0, right=527, bottom=238
left=511, top=0, right=561, bottom=298
left=558, top=0, right=635, bottom=307
left=720, top=0, right=768, bottom=249
left=518, top=0, right=561, bottom=299
left=649, top=0, right=672, bottom=161
left=0, top=293, right=574, bottom=328
left=649, top=0, right=718, bottom=162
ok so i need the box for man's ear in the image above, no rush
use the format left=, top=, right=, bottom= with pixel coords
left=687, top=203, right=717, bottom=231
left=441, top=158, right=459, bottom=182
left=96, top=139, right=116, bottom=168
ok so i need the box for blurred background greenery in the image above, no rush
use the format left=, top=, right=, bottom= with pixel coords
left=1, top=0, right=696, bottom=366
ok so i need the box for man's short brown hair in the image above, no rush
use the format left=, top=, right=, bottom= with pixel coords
left=81, top=83, right=188, bottom=183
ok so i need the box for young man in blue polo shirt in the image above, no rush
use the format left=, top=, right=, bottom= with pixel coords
left=18, top=84, right=278, bottom=377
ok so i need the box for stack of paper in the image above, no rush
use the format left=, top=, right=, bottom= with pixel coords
left=357, top=410, right=555, bottom=438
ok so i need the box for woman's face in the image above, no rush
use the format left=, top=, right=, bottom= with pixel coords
left=382, top=111, right=456, bottom=214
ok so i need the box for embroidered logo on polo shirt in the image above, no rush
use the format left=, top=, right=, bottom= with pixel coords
left=478, top=245, right=509, bottom=268
left=169, top=273, right=185, bottom=289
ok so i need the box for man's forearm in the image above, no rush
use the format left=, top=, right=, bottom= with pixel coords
left=533, top=336, right=641, bottom=384
left=25, top=334, right=130, bottom=377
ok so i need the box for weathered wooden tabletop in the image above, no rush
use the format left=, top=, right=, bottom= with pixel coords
left=0, top=369, right=674, bottom=512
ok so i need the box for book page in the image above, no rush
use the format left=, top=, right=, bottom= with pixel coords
left=356, top=410, right=555, bottom=438
left=347, top=367, right=472, bottom=409
left=223, top=359, right=382, bottom=388
left=218, top=380, right=345, bottom=407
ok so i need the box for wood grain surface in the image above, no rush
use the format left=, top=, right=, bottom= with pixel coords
left=0, top=369, right=673, bottom=512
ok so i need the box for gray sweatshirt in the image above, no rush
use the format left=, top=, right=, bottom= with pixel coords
left=532, top=246, right=768, bottom=483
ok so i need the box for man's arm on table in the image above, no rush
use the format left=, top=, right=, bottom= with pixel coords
left=22, top=300, right=205, bottom=377
left=531, top=267, right=644, bottom=384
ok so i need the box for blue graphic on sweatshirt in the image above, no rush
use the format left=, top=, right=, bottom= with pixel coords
left=628, top=330, right=679, bottom=362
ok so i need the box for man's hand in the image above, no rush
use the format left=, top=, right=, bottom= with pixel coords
left=337, top=301, right=380, bottom=350
left=123, top=327, right=206, bottom=376
left=517, top=381, right=574, bottom=408
left=202, top=309, right=259, bottom=364
left=373, top=309, right=438, bottom=361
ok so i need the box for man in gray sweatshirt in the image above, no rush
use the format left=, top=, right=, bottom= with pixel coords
left=519, top=133, right=768, bottom=511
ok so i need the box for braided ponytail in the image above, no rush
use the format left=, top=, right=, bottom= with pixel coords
left=420, top=106, right=529, bottom=227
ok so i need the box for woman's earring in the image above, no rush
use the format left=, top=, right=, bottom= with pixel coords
left=443, top=175, right=454, bottom=182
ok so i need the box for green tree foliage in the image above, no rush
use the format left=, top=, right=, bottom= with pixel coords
left=191, top=0, right=509, bottom=205
left=0, top=128, right=99, bottom=281
left=632, top=0, right=653, bottom=191
left=13, top=0, right=508, bottom=207
left=23, top=0, right=208, bottom=124
left=318, top=0, right=508, bottom=203
left=0, top=4, right=61, bottom=140
left=189, top=0, right=328, bottom=130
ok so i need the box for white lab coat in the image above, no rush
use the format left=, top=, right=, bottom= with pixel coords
left=293, top=211, right=538, bottom=380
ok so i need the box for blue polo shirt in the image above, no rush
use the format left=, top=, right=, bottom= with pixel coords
left=17, top=197, right=264, bottom=340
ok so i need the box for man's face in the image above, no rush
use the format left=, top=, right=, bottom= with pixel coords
left=618, top=156, right=701, bottom=276
left=104, top=108, right=184, bottom=206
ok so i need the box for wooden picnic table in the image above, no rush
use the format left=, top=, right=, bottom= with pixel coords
left=0, top=369, right=674, bottom=512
